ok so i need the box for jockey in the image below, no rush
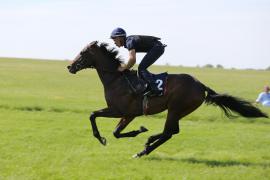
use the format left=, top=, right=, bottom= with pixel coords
left=110, top=27, right=166, bottom=95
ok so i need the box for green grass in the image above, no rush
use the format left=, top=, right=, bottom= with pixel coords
left=0, top=58, right=270, bottom=180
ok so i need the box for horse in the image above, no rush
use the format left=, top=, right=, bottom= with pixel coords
left=67, top=41, right=268, bottom=158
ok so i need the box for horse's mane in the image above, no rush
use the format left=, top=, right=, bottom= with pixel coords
left=98, top=42, right=123, bottom=66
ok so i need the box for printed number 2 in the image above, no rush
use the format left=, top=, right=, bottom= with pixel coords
left=155, top=79, right=163, bottom=90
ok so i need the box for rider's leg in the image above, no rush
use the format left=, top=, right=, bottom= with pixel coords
left=138, top=43, right=165, bottom=94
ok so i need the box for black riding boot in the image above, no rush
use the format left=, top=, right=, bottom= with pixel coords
left=139, top=70, right=160, bottom=96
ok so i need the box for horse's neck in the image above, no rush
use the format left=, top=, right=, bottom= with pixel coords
left=96, top=68, right=121, bottom=89
left=93, top=53, right=122, bottom=89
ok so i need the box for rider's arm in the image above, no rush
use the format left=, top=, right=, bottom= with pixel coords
left=125, top=49, right=136, bottom=69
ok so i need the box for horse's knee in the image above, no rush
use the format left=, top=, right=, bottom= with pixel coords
left=113, top=130, right=120, bottom=139
left=89, top=112, right=96, bottom=121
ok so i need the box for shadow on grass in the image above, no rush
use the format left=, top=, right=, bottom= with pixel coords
left=187, top=158, right=250, bottom=167
left=146, top=156, right=180, bottom=162
left=146, top=156, right=270, bottom=168
left=0, top=104, right=88, bottom=114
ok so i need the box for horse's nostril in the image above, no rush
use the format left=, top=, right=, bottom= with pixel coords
left=67, top=65, right=71, bottom=70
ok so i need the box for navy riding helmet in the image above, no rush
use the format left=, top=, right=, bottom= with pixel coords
left=110, top=27, right=126, bottom=39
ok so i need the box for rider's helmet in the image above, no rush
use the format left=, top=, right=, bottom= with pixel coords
left=110, top=27, right=126, bottom=39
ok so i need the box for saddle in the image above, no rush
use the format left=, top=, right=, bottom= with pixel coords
left=123, top=70, right=168, bottom=97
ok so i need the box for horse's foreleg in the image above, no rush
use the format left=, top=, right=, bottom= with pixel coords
left=90, top=108, right=122, bottom=145
left=113, top=117, right=148, bottom=138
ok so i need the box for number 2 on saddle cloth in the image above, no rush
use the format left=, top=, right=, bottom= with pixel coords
left=123, top=70, right=168, bottom=97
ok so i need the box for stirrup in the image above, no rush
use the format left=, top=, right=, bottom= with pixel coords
left=143, top=89, right=161, bottom=97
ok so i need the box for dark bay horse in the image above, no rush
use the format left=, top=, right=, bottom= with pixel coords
left=67, top=41, right=268, bottom=158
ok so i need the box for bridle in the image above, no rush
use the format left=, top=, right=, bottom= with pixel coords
left=70, top=41, right=123, bottom=75
left=73, top=51, right=121, bottom=75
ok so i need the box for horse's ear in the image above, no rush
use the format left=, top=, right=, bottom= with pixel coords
left=90, top=41, right=98, bottom=46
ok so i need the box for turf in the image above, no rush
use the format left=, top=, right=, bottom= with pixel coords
left=0, top=58, right=270, bottom=180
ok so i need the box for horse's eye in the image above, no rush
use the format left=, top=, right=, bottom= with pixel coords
left=76, top=63, right=81, bottom=69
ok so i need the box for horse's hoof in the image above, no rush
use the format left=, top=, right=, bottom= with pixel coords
left=99, top=137, right=107, bottom=146
left=132, top=154, right=140, bottom=158
left=144, top=143, right=150, bottom=148
left=133, top=150, right=146, bottom=158
left=140, top=126, right=148, bottom=132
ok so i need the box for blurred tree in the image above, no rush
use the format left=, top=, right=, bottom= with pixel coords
left=216, top=64, right=224, bottom=69
left=203, top=64, right=214, bottom=68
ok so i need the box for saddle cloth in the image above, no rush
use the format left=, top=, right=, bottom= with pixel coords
left=123, top=70, right=168, bottom=97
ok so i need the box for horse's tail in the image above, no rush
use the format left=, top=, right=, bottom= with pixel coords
left=203, top=85, right=268, bottom=118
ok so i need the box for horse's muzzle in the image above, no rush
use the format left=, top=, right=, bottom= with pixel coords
left=67, top=65, right=76, bottom=74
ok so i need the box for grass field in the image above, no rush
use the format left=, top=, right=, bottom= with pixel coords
left=0, top=57, right=270, bottom=180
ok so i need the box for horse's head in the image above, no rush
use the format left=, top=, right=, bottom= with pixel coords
left=67, top=41, right=122, bottom=74
left=67, top=41, right=98, bottom=74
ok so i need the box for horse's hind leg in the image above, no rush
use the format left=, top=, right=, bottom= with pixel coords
left=113, top=117, right=148, bottom=138
left=144, top=133, right=162, bottom=147
left=134, top=132, right=173, bottom=158
left=134, top=111, right=180, bottom=158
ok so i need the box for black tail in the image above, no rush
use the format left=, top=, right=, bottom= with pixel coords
left=204, top=86, right=268, bottom=118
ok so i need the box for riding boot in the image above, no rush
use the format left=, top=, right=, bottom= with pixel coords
left=139, top=70, right=160, bottom=95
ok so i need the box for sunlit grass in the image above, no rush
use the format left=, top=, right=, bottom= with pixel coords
left=0, top=58, right=270, bottom=180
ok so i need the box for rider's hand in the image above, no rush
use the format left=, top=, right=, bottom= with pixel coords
left=118, top=66, right=127, bottom=72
